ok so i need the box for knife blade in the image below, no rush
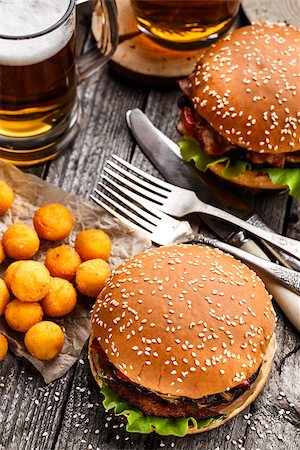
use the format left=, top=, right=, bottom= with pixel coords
left=126, top=108, right=300, bottom=272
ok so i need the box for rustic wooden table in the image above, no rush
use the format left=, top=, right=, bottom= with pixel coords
left=0, top=5, right=299, bottom=450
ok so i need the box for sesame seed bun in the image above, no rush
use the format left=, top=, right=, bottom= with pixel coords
left=90, top=245, right=276, bottom=401
left=209, top=163, right=286, bottom=191
left=190, top=24, right=300, bottom=154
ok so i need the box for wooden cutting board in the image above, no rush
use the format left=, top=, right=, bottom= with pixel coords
left=92, top=0, right=205, bottom=86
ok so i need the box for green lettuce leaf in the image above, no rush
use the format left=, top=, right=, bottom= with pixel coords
left=258, top=168, right=300, bottom=200
left=179, top=138, right=300, bottom=199
left=179, top=138, right=251, bottom=178
left=100, top=383, right=226, bottom=437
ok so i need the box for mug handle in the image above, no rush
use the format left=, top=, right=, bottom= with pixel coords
left=76, top=0, right=119, bottom=83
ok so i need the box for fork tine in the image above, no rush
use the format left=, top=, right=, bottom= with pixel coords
left=103, top=167, right=164, bottom=204
left=93, top=189, right=157, bottom=233
left=112, top=155, right=172, bottom=191
left=95, top=184, right=162, bottom=225
left=101, top=174, right=161, bottom=212
left=90, top=194, right=153, bottom=240
left=107, top=160, right=168, bottom=196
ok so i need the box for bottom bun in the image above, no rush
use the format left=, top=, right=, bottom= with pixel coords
left=209, top=163, right=286, bottom=191
left=89, top=334, right=276, bottom=435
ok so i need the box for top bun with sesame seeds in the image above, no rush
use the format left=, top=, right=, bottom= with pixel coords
left=89, top=245, right=276, bottom=433
left=178, top=24, right=300, bottom=197
left=190, top=24, right=300, bottom=154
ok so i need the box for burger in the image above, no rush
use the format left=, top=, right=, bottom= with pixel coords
left=177, top=24, right=300, bottom=198
left=89, top=245, right=276, bottom=436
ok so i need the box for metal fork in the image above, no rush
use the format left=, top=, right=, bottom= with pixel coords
left=98, top=155, right=300, bottom=262
left=90, top=184, right=300, bottom=295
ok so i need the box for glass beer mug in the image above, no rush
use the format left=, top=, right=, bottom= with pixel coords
left=131, top=0, right=240, bottom=49
left=0, top=0, right=118, bottom=166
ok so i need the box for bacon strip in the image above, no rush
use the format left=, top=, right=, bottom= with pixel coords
left=180, top=105, right=291, bottom=168
left=181, top=107, right=234, bottom=156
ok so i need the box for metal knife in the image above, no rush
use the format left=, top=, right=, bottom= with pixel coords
left=126, top=108, right=300, bottom=329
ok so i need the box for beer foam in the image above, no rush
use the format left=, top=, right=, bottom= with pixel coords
left=0, top=0, right=75, bottom=66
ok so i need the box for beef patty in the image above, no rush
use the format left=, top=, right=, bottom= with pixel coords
left=91, top=340, right=259, bottom=420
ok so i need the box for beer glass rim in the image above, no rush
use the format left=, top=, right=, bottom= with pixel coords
left=0, top=0, right=75, bottom=40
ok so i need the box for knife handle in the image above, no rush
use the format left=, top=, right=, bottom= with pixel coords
left=246, top=214, right=300, bottom=272
left=240, top=239, right=300, bottom=331
left=201, top=203, right=300, bottom=261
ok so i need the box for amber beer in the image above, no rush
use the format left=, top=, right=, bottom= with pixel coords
left=131, top=0, right=240, bottom=48
left=0, top=0, right=77, bottom=163
left=0, top=37, right=76, bottom=139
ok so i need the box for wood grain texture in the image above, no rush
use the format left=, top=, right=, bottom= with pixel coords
left=0, top=351, right=75, bottom=450
left=286, top=198, right=300, bottom=240
left=242, top=0, right=300, bottom=28
left=45, top=68, right=147, bottom=197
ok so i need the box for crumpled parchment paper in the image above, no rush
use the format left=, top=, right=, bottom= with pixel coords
left=0, top=161, right=151, bottom=383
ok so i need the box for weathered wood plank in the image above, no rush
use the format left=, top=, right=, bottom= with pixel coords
left=285, top=198, right=300, bottom=240
left=0, top=352, right=75, bottom=450
left=45, top=68, right=148, bottom=199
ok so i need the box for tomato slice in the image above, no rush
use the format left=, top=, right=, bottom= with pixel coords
left=181, top=106, right=195, bottom=136
left=90, top=338, right=101, bottom=350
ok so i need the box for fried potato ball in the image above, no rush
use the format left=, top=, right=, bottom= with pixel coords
left=24, top=321, right=64, bottom=361
left=0, top=334, right=8, bottom=362
left=76, top=258, right=110, bottom=297
left=0, top=240, right=6, bottom=264
left=41, top=277, right=77, bottom=317
left=5, top=299, right=43, bottom=333
left=4, top=261, right=22, bottom=291
left=0, top=279, right=10, bottom=317
left=0, top=180, right=14, bottom=215
left=11, top=261, right=50, bottom=302
left=45, top=245, right=81, bottom=281
left=2, top=222, right=40, bottom=260
left=75, top=229, right=111, bottom=261
left=33, top=204, right=74, bottom=241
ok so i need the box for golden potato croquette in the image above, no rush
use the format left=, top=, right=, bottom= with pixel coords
left=76, top=258, right=110, bottom=297
left=25, top=321, right=64, bottom=360
left=0, top=240, right=5, bottom=264
left=5, top=299, right=43, bottom=332
left=2, top=222, right=40, bottom=260
left=0, top=180, right=14, bottom=215
left=0, top=279, right=10, bottom=316
left=75, top=229, right=111, bottom=261
left=0, top=334, right=8, bottom=361
left=33, top=204, right=74, bottom=241
left=45, top=245, right=81, bottom=281
left=11, top=261, right=50, bottom=302
left=4, top=261, right=22, bottom=291
left=41, top=277, right=77, bottom=317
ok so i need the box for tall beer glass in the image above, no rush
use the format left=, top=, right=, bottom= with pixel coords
left=0, top=0, right=118, bottom=166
